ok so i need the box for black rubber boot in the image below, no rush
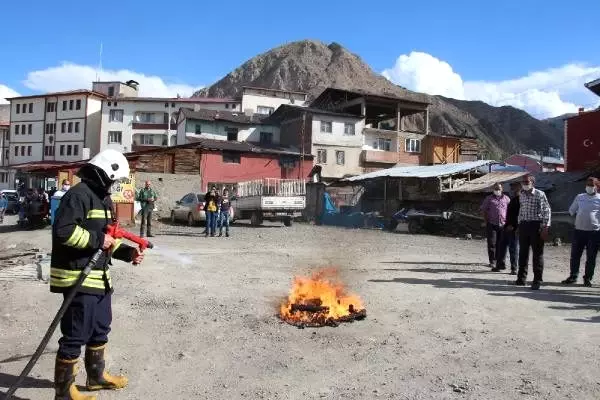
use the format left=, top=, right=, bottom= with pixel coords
left=85, top=344, right=128, bottom=391
left=54, top=357, right=96, bottom=400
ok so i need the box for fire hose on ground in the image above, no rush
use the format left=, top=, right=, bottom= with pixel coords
left=4, top=222, right=153, bottom=399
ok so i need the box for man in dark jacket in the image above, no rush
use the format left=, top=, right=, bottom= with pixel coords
left=51, top=149, right=144, bottom=400
left=495, top=182, right=521, bottom=274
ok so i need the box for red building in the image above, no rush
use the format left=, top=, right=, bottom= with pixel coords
left=504, top=153, right=564, bottom=173
left=565, top=78, right=600, bottom=171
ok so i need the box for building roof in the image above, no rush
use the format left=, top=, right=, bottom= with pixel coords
left=516, top=153, right=564, bottom=165
left=585, top=77, right=600, bottom=97
left=264, top=104, right=363, bottom=124
left=242, top=86, right=308, bottom=96
left=311, top=87, right=431, bottom=107
left=342, top=160, right=494, bottom=182
left=113, top=97, right=238, bottom=104
left=5, top=89, right=107, bottom=101
left=183, top=137, right=311, bottom=157
left=444, top=171, right=528, bottom=193
left=179, top=107, right=269, bottom=125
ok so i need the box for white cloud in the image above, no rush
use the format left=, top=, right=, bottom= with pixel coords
left=0, top=84, right=21, bottom=104
left=23, top=62, right=203, bottom=98
left=382, top=51, right=600, bottom=118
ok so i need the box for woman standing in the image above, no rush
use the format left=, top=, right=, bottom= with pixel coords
left=562, top=177, right=600, bottom=287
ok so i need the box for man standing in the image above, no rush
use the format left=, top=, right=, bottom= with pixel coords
left=136, top=180, right=157, bottom=238
left=480, top=182, right=510, bottom=269
left=51, top=149, right=144, bottom=400
left=562, top=177, right=600, bottom=287
left=0, top=192, right=7, bottom=223
left=516, top=175, right=551, bottom=290
left=495, top=182, right=521, bottom=274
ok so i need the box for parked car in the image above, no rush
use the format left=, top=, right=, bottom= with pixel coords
left=0, top=190, right=20, bottom=214
left=170, top=193, right=234, bottom=226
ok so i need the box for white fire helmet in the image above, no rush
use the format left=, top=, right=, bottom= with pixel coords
left=88, top=149, right=130, bottom=182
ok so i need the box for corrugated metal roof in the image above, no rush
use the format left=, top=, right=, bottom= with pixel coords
left=444, top=171, right=528, bottom=193
left=343, top=160, right=494, bottom=182
left=519, top=153, right=564, bottom=165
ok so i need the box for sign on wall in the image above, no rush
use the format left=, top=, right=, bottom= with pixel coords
left=111, top=173, right=136, bottom=203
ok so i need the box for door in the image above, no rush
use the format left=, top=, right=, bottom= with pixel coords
left=226, top=128, right=239, bottom=141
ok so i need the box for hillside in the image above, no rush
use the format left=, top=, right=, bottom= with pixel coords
left=543, top=113, right=575, bottom=133
left=194, top=40, right=563, bottom=158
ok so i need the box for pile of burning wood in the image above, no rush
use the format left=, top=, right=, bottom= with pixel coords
left=279, top=269, right=366, bottom=328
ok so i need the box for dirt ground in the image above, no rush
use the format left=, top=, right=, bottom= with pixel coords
left=0, top=214, right=599, bottom=400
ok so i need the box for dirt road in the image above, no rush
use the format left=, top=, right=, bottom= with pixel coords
left=1, top=216, right=599, bottom=399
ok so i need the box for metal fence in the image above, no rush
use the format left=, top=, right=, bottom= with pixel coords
left=235, top=179, right=306, bottom=197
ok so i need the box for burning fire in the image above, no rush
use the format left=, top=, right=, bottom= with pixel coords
left=279, top=269, right=366, bottom=327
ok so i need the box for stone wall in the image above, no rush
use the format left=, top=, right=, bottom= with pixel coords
left=135, top=172, right=201, bottom=217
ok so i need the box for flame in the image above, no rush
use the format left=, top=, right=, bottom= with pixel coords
left=279, top=269, right=364, bottom=326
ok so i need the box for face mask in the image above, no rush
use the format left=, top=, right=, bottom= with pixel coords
left=522, top=184, right=532, bottom=191
left=62, top=185, right=70, bottom=191
left=586, top=186, right=596, bottom=195
left=493, top=190, right=502, bottom=196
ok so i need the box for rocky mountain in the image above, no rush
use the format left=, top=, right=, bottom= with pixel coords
left=194, top=40, right=563, bottom=158
left=543, top=113, right=575, bottom=133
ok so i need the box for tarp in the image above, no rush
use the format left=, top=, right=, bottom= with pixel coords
left=444, top=171, right=528, bottom=193
left=342, top=160, right=494, bottom=182
left=320, top=192, right=364, bottom=228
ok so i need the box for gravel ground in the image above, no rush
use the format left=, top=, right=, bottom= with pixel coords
left=0, top=215, right=599, bottom=400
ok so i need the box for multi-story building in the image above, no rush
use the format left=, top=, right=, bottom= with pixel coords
left=241, top=87, right=307, bottom=116
left=6, top=90, right=105, bottom=165
left=93, top=81, right=240, bottom=152
left=176, top=108, right=279, bottom=146
left=0, top=120, right=13, bottom=189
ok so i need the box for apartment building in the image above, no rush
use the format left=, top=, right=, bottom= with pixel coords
left=6, top=90, right=104, bottom=166
left=93, top=81, right=240, bottom=152
left=0, top=120, right=13, bottom=189
left=241, top=87, right=307, bottom=116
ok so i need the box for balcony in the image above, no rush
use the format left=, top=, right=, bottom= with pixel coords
left=361, top=150, right=398, bottom=164
left=132, top=123, right=176, bottom=130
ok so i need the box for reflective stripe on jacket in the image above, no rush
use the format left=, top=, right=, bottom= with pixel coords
left=50, top=181, right=135, bottom=295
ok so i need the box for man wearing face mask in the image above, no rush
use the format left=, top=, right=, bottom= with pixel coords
left=494, top=182, right=521, bottom=274
left=54, top=180, right=71, bottom=199
left=50, top=149, right=144, bottom=400
left=516, top=174, right=551, bottom=290
left=480, top=182, right=510, bottom=269
left=562, top=177, right=600, bottom=287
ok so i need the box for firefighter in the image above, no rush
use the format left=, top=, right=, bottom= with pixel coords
left=50, top=149, right=144, bottom=400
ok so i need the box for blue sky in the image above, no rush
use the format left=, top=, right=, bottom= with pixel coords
left=1, top=0, right=599, bottom=118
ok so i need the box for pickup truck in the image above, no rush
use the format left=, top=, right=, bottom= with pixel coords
left=232, top=178, right=306, bottom=226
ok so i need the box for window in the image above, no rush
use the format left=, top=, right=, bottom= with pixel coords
left=114, top=102, right=118, bottom=106
left=344, top=123, right=355, bottom=135
left=20, top=146, right=24, bottom=156
left=194, top=124, right=202, bottom=135
left=60, top=145, right=65, bottom=156
left=14, top=125, right=19, bottom=135
left=108, top=87, right=115, bottom=97
left=47, top=102, right=56, bottom=112
left=260, top=131, right=273, bottom=144
left=62, top=101, right=67, bottom=111
left=108, top=131, right=122, bottom=144
left=75, top=122, right=80, bottom=133
left=16, top=104, right=20, bottom=114
left=67, top=145, right=72, bottom=156
left=108, top=101, right=112, bottom=106
left=74, top=145, right=79, bottom=156
left=61, top=122, right=66, bottom=133
left=171, top=103, right=175, bottom=108
left=320, top=121, right=332, bottom=133
left=28, top=124, right=32, bottom=135
left=405, top=138, right=421, bottom=153
left=22, top=124, right=26, bottom=134
left=374, top=138, right=392, bottom=151
left=136, top=113, right=155, bottom=123
left=336, top=150, right=345, bottom=165
left=109, top=109, right=124, bottom=122
left=226, top=128, right=238, bottom=141
left=27, top=146, right=31, bottom=156
left=76, top=99, right=81, bottom=110
left=222, top=151, right=241, bottom=164
left=69, top=100, right=74, bottom=110
left=256, top=106, right=274, bottom=115
left=47, top=123, right=56, bottom=134
left=28, top=103, right=33, bottom=113
left=14, top=146, right=18, bottom=156
left=317, top=149, right=327, bottom=164
left=68, top=122, right=73, bottom=133
left=225, top=104, right=229, bottom=109
left=139, top=134, right=155, bottom=145
left=44, top=146, right=54, bottom=156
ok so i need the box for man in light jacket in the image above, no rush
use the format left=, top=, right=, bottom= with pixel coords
left=562, top=177, right=600, bottom=287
